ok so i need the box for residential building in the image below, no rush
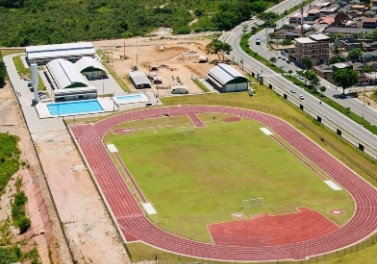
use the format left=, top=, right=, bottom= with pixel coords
left=294, top=33, right=330, bottom=66
left=360, top=17, right=377, bottom=29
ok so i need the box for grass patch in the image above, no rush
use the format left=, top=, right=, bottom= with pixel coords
left=0, top=49, right=25, bottom=57
left=12, top=56, right=44, bottom=91
left=0, top=133, right=20, bottom=194
left=193, top=78, right=210, bottom=92
left=106, top=118, right=353, bottom=242
left=11, top=191, right=31, bottom=234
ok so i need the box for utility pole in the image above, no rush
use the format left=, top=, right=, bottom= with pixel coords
left=300, top=0, right=304, bottom=37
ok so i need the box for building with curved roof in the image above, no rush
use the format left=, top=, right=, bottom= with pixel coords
left=75, top=57, right=107, bottom=80
left=26, top=42, right=95, bottom=65
left=46, top=59, right=88, bottom=89
left=207, top=63, right=249, bottom=92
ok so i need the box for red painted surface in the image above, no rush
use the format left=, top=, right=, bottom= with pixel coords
left=222, top=116, right=242, bottom=122
left=69, top=105, right=377, bottom=262
left=187, top=112, right=205, bottom=127
left=208, top=207, right=338, bottom=247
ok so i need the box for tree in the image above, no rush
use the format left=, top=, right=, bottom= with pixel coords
left=320, top=86, right=327, bottom=93
left=301, top=57, right=312, bottom=70
left=206, top=39, right=232, bottom=62
left=332, top=69, right=358, bottom=94
left=270, top=56, right=277, bottom=63
left=0, top=61, right=6, bottom=88
left=298, top=70, right=318, bottom=86
left=348, top=48, right=363, bottom=62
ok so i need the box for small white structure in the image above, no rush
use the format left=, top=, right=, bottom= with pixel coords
left=171, top=85, right=188, bottom=94
left=26, top=42, right=96, bottom=65
left=129, top=71, right=152, bottom=89
left=198, top=55, right=208, bottom=63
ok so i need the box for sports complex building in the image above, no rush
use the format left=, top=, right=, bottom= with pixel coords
left=207, top=63, right=249, bottom=93
left=26, top=42, right=96, bottom=65
left=25, top=42, right=109, bottom=102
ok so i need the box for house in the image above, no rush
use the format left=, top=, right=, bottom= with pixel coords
left=312, top=64, right=333, bottom=80
left=360, top=17, right=377, bottom=29
left=307, top=7, right=321, bottom=21
left=289, top=12, right=307, bottom=24
left=316, top=16, right=335, bottom=25
left=294, top=33, right=330, bottom=66
left=206, top=63, right=249, bottom=93
left=321, top=5, right=339, bottom=14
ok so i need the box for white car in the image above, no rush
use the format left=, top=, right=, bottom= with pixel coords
left=299, top=95, right=304, bottom=100
left=290, top=89, right=296, bottom=93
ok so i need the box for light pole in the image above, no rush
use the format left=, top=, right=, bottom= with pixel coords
left=102, top=74, right=105, bottom=96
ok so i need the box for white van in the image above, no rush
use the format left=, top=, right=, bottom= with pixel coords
left=171, top=86, right=189, bottom=94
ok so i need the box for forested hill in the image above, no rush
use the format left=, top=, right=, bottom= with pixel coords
left=0, top=0, right=276, bottom=47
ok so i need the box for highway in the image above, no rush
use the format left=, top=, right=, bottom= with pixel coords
left=222, top=0, right=377, bottom=153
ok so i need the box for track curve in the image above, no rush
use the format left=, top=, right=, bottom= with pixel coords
left=69, top=105, right=377, bottom=262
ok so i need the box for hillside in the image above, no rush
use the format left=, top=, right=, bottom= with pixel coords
left=0, top=0, right=274, bottom=46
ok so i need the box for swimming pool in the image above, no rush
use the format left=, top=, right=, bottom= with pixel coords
left=114, top=93, right=150, bottom=104
left=47, top=99, right=104, bottom=116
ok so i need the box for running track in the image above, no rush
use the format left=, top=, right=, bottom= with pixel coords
left=69, top=105, right=377, bottom=262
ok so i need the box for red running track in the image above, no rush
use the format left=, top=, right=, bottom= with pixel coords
left=69, top=105, right=377, bottom=262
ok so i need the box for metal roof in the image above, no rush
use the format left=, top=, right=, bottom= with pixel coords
left=46, top=59, right=88, bottom=89
left=129, top=71, right=152, bottom=86
left=75, top=56, right=107, bottom=73
left=26, top=42, right=95, bottom=61
left=207, top=63, right=247, bottom=86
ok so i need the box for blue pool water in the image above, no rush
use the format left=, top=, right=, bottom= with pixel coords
left=47, top=99, right=104, bottom=116
left=116, top=94, right=143, bottom=101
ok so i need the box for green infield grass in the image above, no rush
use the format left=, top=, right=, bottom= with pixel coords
left=105, top=115, right=354, bottom=243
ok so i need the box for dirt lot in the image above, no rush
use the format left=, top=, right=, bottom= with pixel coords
left=93, top=33, right=220, bottom=96
left=0, top=82, right=62, bottom=263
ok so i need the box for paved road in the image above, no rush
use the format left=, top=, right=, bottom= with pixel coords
left=246, top=1, right=377, bottom=126
left=222, top=0, right=377, bottom=152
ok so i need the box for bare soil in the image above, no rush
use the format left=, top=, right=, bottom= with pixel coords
left=93, top=33, right=221, bottom=96
left=358, top=91, right=377, bottom=110
left=0, top=82, right=61, bottom=263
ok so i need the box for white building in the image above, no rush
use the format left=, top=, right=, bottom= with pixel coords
left=26, top=42, right=96, bottom=65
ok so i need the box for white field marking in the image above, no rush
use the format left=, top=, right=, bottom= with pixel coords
left=260, top=127, right=273, bottom=136
left=324, top=180, right=342, bottom=191
left=142, top=202, right=157, bottom=215
left=107, top=144, right=118, bottom=153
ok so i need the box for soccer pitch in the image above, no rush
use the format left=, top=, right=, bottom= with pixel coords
left=105, top=114, right=354, bottom=243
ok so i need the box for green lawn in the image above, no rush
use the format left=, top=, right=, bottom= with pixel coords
left=106, top=117, right=353, bottom=243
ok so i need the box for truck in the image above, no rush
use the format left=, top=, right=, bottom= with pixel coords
left=171, top=85, right=189, bottom=94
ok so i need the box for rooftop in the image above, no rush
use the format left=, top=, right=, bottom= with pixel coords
left=309, top=33, right=330, bottom=41
left=295, top=37, right=317, bottom=44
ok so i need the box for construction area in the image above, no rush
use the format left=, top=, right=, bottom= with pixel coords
left=93, top=33, right=235, bottom=96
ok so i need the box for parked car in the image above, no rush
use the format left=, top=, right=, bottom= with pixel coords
left=27, top=82, right=33, bottom=87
